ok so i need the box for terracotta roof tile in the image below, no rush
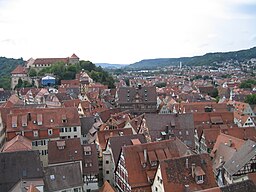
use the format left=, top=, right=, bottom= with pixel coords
left=161, top=154, right=217, bottom=191
left=2, top=135, right=32, bottom=152
left=121, top=138, right=190, bottom=189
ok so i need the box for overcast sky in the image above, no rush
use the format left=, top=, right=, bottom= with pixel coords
left=0, top=0, right=256, bottom=64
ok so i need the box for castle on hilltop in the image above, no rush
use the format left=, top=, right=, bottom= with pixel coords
left=25, top=53, right=79, bottom=71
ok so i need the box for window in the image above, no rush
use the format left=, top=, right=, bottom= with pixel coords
left=60, top=128, right=64, bottom=132
left=106, top=160, right=109, bottom=164
left=48, top=129, right=53, bottom=135
left=155, top=187, right=158, bottom=191
left=73, top=127, right=77, bottom=132
left=33, top=130, right=38, bottom=137
left=186, top=130, right=189, bottom=135
left=106, top=170, right=109, bottom=174
left=179, top=131, right=182, bottom=135
left=197, top=175, right=204, bottom=184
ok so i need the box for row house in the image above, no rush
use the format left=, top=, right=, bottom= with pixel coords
left=103, top=134, right=147, bottom=186
left=96, top=128, right=133, bottom=157
left=123, top=114, right=145, bottom=134
left=48, top=138, right=99, bottom=191
left=115, top=138, right=192, bottom=192
left=193, top=111, right=235, bottom=153
left=5, top=107, right=81, bottom=166
left=151, top=154, right=217, bottom=192
left=211, top=133, right=256, bottom=186
left=234, top=111, right=255, bottom=128
left=116, top=85, right=157, bottom=114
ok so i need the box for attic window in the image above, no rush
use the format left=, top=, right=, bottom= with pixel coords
left=12, top=116, right=17, bottom=128
left=37, top=114, right=43, bottom=125
left=84, top=146, right=92, bottom=155
left=57, top=141, right=66, bottom=150
left=50, top=175, right=55, bottom=180
left=195, top=166, right=205, bottom=184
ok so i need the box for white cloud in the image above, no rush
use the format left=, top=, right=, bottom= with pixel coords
left=0, top=0, right=255, bottom=63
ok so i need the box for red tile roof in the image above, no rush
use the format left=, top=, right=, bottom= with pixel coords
left=160, top=154, right=217, bottom=191
left=99, top=181, right=115, bottom=192
left=11, top=65, right=27, bottom=74
left=34, top=58, right=68, bottom=65
left=121, top=138, right=190, bottom=190
left=1, top=135, right=32, bottom=152
left=48, top=138, right=83, bottom=164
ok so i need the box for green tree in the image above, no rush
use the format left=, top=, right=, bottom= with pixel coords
left=245, top=94, right=256, bottom=104
left=28, top=68, right=37, bottom=77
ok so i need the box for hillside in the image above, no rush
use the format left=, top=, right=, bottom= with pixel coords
left=95, top=63, right=127, bottom=69
left=0, top=57, right=24, bottom=90
left=0, top=57, right=24, bottom=76
left=126, top=47, right=256, bottom=69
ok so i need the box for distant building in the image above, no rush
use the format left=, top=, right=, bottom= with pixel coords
left=11, top=65, right=30, bottom=89
left=41, top=75, right=56, bottom=86
left=26, top=53, right=80, bottom=70
left=116, top=85, right=157, bottom=114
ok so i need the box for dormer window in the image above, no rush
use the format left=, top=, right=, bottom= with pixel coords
left=84, top=146, right=92, bottom=155
left=195, top=166, right=205, bottom=184
left=48, top=129, right=53, bottom=136
left=37, top=114, right=43, bottom=125
left=57, top=140, right=65, bottom=150
left=12, top=116, right=17, bottom=128
left=62, top=115, right=67, bottom=123
left=33, top=130, right=38, bottom=137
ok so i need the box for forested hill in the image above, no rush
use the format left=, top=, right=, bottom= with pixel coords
left=0, top=57, right=24, bottom=89
left=0, top=57, right=24, bottom=76
left=127, top=46, right=256, bottom=69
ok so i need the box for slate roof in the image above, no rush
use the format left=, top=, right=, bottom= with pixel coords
left=220, top=179, right=256, bottom=192
left=80, top=116, right=96, bottom=135
left=44, top=162, right=83, bottom=191
left=0, top=151, right=43, bottom=192
left=108, top=134, right=147, bottom=166
left=97, top=128, right=133, bottom=151
left=0, top=90, right=11, bottom=101
left=224, top=140, right=256, bottom=176
left=143, top=113, right=195, bottom=148
left=117, top=86, right=157, bottom=104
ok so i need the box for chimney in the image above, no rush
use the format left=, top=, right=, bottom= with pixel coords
left=228, top=139, right=232, bottom=147
left=134, top=119, right=138, bottom=126
left=191, top=163, right=196, bottom=178
left=28, top=112, right=31, bottom=121
left=184, top=185, right=190, bottom=192
left=144, top=149, right=147, bottom=163
left=186, top=158, right=189, bottom=169
left=219, top=156, right=223, bottom=164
